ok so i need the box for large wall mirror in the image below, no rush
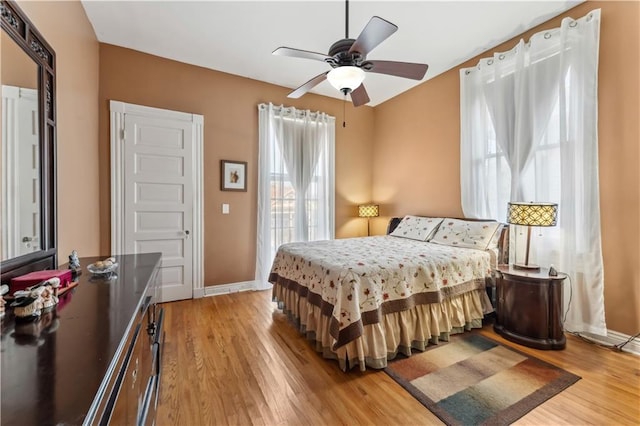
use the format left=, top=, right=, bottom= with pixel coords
left=1, top=0, right=57, bottom=282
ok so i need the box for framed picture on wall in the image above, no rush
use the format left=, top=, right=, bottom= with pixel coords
left=220, top=160, right=247, bottom=192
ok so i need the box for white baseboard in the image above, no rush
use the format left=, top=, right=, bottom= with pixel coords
left=199, top=280, right=272, bottom=297
left=575, top=330, right=640, bottom=356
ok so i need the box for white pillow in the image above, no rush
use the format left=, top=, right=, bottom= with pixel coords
left=430, top=218, right=502, bottom=250
left=390, top=216, right=444, bottom=241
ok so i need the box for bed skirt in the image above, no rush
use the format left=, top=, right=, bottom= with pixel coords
left=273, top=283, right=493, bottom=371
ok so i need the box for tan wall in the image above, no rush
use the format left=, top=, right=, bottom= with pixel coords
left=373, top=1, right=640, bottom=335
left=98, top=44, right=375, bottom=285
left=1, top=31, right=38, bottom=89
left=17, top=0, right=101, bottom=261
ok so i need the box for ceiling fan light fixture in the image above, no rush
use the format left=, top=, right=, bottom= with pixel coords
left=327, top=66, right=365, bottom=93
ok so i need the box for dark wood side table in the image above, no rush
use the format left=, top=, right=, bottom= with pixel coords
left=494, top=265, right=567, bottom=350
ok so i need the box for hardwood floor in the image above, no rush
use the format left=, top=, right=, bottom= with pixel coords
left=156, top=290, right=640, bottom=425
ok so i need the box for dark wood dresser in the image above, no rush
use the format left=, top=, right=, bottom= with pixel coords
left=0, top=253, right=164, bottom=425
left=494, top=265, right=567, bottom=350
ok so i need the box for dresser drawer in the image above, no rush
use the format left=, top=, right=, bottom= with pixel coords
left=105, top=323, right=142, bottom=425
left=96, top=286, right=158, bottom=424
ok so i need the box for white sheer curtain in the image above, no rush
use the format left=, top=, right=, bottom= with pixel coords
left=482, top=39, right=562, bottom=202
left=460, top=9, right=605, bottom=335
left=255, top=103, right=335, bottom=289
left=275, top=112, right=324, bottom=242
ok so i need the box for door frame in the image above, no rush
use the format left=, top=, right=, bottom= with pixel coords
left=109, top=100, right=204, bottom=298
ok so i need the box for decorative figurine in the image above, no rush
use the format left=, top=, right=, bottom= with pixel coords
left=0, top=284, right=8, bottom=318
left=11, top=278, right=60, bottom=320
left=69, top=250, right=81, bottom=276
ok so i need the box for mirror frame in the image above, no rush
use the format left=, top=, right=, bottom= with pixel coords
left=1, top=0, right=57, bottom=282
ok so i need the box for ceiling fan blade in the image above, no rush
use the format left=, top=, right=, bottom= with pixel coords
left=287, top=71, right=330, bottom=99
left=350, top=84, right=370, bottom=107
left=366, top=60, right=429, bottom=80
left=273, top=47, right=331, bottom=63
left=349, top=16, right=398, bottom=56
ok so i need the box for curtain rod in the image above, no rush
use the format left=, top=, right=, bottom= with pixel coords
left=461, top=8, right=599, bottom=76
left=258, top=103, right=335, bottom=121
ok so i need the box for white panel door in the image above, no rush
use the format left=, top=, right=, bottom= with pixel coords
left=124, top=114, right=193, bottom=302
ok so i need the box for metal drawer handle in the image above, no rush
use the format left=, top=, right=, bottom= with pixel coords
left=132, top=358, right=139, bottom=388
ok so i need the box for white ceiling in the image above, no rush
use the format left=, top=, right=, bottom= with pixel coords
left=81, top=0, right=582, bottom=106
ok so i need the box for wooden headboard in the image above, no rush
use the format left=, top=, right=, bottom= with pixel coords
left=386, top=216, right=509, bottom=265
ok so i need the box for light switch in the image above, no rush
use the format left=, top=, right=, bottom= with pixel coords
left=222, top=203, right=230, bottom=214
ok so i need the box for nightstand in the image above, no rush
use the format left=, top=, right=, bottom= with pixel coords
left=494, top=265, right=567, bottom=350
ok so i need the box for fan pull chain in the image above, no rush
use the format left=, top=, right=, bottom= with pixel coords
left=343, top=94, right=347, bottom=127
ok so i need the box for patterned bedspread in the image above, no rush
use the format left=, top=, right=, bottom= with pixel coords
left=269, top=235, right=494, bottom=349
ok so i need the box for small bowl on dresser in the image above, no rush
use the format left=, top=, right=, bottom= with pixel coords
left=87, top=261, right=118, bottom=277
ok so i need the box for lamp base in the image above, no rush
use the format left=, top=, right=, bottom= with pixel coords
left=513, top=263, right=541, bottom=271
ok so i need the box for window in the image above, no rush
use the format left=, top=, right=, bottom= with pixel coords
left=255, top=104, right=335, bottom=286
left=479, top=93, right=563, bottom=223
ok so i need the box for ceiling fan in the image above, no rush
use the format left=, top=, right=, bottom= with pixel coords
left=273, top=0, right=429, bottom=107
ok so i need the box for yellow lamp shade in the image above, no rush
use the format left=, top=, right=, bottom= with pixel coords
left=358, top=204, right=379, bottom=218
left=507, top=202, right=557, bottom=226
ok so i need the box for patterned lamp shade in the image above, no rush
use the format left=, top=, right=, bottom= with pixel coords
left=507, top=202, right=558, bottom=227
left=358, top=204, right=380, bottom=218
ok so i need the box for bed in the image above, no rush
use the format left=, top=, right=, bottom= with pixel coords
left=269, top=216, right=508, bottom=371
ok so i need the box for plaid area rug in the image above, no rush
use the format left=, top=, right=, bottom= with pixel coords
left=384, top=334, right=580, bottom=426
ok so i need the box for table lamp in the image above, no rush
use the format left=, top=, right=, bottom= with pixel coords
left=507, top=202, right=558, bottom=270
left=358, top=204, right=379, bottom=236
